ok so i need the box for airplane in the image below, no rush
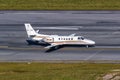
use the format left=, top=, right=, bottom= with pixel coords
left=24, top=23, right=95, bottom=49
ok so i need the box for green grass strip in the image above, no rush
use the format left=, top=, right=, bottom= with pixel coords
left=0, top=62, right=120, bottom=80
left=0, top=0, right=120, bottom=10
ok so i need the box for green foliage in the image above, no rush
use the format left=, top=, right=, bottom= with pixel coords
left=0, top=0, right=120, bottom=10
left=0, top=62, right=120, bottom=80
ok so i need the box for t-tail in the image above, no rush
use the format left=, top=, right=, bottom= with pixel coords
left=24, top=23, right=38, bottom=38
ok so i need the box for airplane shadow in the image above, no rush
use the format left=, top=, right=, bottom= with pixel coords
left=27, top=42, right=62, bottom=53
left=45, top=45, right=95, bottom=53
left=45, top=46, right=64, bottom=53
left=27, top=42, right=95, bottom=53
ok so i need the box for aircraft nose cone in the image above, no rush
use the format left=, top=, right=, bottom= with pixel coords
left=86, top=39, right=95, bottom=45
left=90, top=40, right=95, bottom=45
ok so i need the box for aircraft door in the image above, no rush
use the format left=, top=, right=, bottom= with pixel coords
left=44, top=37, right=54, bottom=43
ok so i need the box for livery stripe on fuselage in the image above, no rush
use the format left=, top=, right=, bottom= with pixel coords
left=34, top=36, right=88, bottom=44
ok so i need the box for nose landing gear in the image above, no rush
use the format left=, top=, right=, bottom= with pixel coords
left=86, top=45, right=89, bottom=48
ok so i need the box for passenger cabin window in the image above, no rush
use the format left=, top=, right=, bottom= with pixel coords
left=58, top=37, right=74, bottom=40
left=78, top=37, right=81, bottom=40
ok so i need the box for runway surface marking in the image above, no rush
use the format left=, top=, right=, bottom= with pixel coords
left=35, top=27, right=79, bottom=30
left=0, top=46, right=8, bottom=48
left=84, top=49, right=104, bottom=60
left=0, top=11, right=120, bottom=62
left=0, top=45, right=120, bottom=51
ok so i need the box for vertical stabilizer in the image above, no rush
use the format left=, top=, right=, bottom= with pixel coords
left=24, top=23, right=37, bottom=38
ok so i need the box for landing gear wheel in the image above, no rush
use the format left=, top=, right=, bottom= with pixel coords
left=86, top=45, right=89, bottom=48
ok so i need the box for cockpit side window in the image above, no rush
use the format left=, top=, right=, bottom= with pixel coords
left=81, top=37, right=84, bottom=40
left=78, top=37, right=84, bottom=40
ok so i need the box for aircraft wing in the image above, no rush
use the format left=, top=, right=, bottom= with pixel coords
left=69, top=33, right=76, bottom=36
left=45, top=43, right=63, bottom=49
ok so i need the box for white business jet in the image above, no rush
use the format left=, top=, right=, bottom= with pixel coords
left=25, top=23, right=95, bottom=49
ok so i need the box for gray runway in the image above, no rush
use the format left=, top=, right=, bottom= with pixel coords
left=0, top=11, right=120, bottom=62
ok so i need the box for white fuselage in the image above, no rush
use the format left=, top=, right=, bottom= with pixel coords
left=32, top=34, right=95, bottom=45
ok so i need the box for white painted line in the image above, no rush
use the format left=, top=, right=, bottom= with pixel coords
left=96, top=46, right=120, bottom=48
left=84, top=50, right=103, bottom=60
left=9, top=13, right=58, bottom=14
left=0, top=46, right=8, bottom=48
left=112, top=31, right=120, bottom=34
left=35, top=27, right=81, bottom=30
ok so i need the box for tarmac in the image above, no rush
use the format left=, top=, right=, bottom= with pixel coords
left=0, top=11, right=120, bottom=62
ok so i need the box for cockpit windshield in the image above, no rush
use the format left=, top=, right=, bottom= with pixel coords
left=81, top=36, right=84, bottom=40
left=78, top=36, right=84, bottom=40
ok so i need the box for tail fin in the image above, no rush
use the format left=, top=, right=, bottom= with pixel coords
left=24, top=23, right=37, bottom=38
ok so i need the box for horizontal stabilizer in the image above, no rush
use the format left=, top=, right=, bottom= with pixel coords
left=69, top=33, right=76, bottom=36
